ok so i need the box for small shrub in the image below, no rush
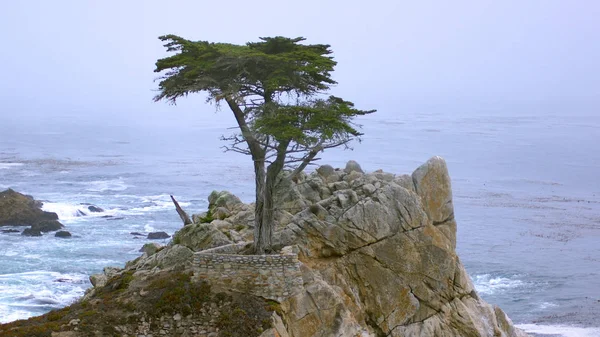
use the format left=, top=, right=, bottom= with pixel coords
left=265, top=300, right=282, bottom=315
left=46, top=309, right=67, bottom=322
left=216, top=296, right=273, bottom=337
left=78, top=310, right=97, bottom=320
left=146, top=272, right=212, bottom=316
left=199, top=209, right=214, bottom=223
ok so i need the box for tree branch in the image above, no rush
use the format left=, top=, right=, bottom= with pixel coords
left=170, top=195, right=192, bottom=226
left=225, top=96, right=264, bottom=160
left=286, top=140, right=324, bottom=181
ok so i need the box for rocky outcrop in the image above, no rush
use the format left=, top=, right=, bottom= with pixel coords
left=266, top=156, right=527, bottom=337
left=0, top=189, right=64, bottom=236
left=139, top=242, right=163, bottom=255
left=0, top=189, right=63, bottom=228
left=171, top=222, right=233, bottom=252
left=0, top=157, right=528, bottom=337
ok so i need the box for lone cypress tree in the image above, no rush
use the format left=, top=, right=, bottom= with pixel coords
left=154, top=35, right=375, bottom=253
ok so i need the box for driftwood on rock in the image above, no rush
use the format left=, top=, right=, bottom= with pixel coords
left=170, top=195, right=192, bottom=226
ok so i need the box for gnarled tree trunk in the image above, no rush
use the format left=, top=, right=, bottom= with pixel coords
left=255, top=141, right=289, bottom=254
left=253, top=159, right=267, bottom=253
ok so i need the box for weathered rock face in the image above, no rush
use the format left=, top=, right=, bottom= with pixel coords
left=171, top=222, right=233, bottom=252
left=139, top=242, right=162, bottom=255
left=269, top=156, right=527, bottom=337
left=0, top=157, right=528, bottom=337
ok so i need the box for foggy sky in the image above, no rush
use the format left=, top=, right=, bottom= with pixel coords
left=1, top=1, right=598, bottom=127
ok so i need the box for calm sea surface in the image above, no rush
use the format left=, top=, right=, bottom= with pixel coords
left=1, top=109, right=599, bottom=336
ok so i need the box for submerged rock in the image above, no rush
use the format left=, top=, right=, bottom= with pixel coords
left=21, top=228, right=42, bottom=236
left=32, top=220, right=64, bottom=232
left=147, top=231, right=170, bottom=240
left=55, top=231, right=72, bottom=238
left=87, top=205, right=104, bottom=213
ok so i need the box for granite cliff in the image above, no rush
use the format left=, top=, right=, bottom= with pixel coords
left=0, top=157, right=529, bottom=337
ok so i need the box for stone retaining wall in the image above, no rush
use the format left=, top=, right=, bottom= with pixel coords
left=192, top=252, right=303, bottom=302
left=199, top=242, right=248, bottom=255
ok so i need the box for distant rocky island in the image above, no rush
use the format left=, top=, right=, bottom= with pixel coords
left=0, top=157, right=529, bottom=337
left=0, top=189, right=65, bottom=236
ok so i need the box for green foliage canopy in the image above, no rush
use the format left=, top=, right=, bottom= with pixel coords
left=154, top=35, right=375, bottom=253
left=154, top=35, right=337, bottom=105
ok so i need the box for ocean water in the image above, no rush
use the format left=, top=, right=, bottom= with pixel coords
left=0, top=109, right=599, bottom=336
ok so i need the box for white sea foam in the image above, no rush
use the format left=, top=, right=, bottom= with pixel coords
left=472, top=274, right=525, bottom=295
left=3, top=250, right=18, bottom=257
left=144, top=223, right=156, bottom=232
left=22, top=254, right=42, bottom=259
left=0, top=271, right=88, bottom=323
left=85, top=178, right=130, bottom=192
left=539, top=302, right=559, bottom=310
left=0, top=304, right=32, bottom=324
left=41, top=202, right=112, bottom=221
left=41, top=193, right=191, bottom=222
left=517, top=324, right=600, bottom=337
left=127, top=194, right=191, bottom=214
left=0, top=162, right=23, bottom=169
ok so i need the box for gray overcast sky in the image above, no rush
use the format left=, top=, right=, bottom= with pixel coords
left=0, top=0, right=598, bottom=127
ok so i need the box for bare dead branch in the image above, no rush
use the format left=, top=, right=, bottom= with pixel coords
left=170, top=195, right=192, bottom=226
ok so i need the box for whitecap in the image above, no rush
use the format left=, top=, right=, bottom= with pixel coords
left=0, top=271, right=89, bottom=323
left=144, top=223, right=156, bottom=232
left=517, top=324, right=600, bottom=337
left=3, top=250, right=18, bottom=257
left=0, top=162, right=23, bottom=169
left=41, top=202, right=121, bottom=221
left=109, top=194, right=192, bottom=216
left=539, top=302, right=559, bottom=310
left=22, top=254, right=42, bottom=259
left=121, top=194, right=190, bottom=215
left=41, top=202, right=94, bottom=220
left=472, top=274, right=525, bottom=295
left=85, top=178, right=130, bottom=192
left=0, top=305, right=33, bottom=324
